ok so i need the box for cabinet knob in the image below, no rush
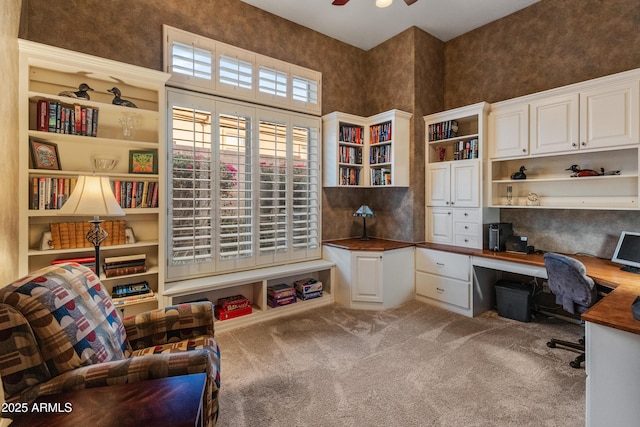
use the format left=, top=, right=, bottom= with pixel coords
left=447, top=211, right=451, bottom=215
left=581, top=141, right=586, bottom=146
left=436, top=287, right=445, bottom=293
left=464, top=212, right=468, bottom=216
left=572, top=142, right=577, bottom=147
left=464, top=239, right=469, bottom=242
left=446, top=201, right=449, bottom=205
left=451, top=202, right=455, bottom=205
left=522, top=148, right=526, bottom=153
left=464, top=226, right=469, bottom=229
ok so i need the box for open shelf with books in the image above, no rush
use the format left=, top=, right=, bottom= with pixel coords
left=18, top=40, right=170, bottom=316
left=323, top=109, right=411, bottom=187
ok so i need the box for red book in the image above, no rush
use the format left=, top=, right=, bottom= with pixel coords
left=37, top=99, right=49, bottom=131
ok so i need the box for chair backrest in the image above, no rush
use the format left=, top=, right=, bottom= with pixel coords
left=0, top=263, right=130, bottom=399
left=543, top=252, right=598, bottom=315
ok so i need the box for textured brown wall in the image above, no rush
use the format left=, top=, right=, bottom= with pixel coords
left=19, top=0, right=369, bottom=117
left=444, top=0, right=640, bottom=109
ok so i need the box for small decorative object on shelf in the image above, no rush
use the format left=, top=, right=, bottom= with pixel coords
left=58, top=83, right=94, bottom=100
left=438, top=146, right=446, bottom=162
left=353, top=203, right=375, bottom=241
left=526, top=192, right=539, bottom=206
left=566, top=164, right=621, bottom=177
left=129, top=149, right=158, bottom=174
left=29, top=138, right=61, bottom=170
left=92, top=155, right=119, bottom=172
left=108, top=87, right=137, bottom=108
left=506, top=185, right=513, bottom=206
left=119, top=113, right=140, bottom=139
left=511, top=166, right=527, bottom=180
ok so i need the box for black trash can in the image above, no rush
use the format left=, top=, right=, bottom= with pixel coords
left=495, top=280, right=531, bottom=322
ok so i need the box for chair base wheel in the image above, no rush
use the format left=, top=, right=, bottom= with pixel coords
left=547, top=341, right=556, bottom=348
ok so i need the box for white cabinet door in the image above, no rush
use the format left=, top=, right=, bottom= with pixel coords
left=529, top=93, right=580, bottom=154
left=451, top=161, right=479, bottom=207
left=427, top=208, right=453, bottom=244
left=580, top=80, right=639, bottom=150
left=351, top=251, right=383, bottom=303
left=489, top=103, right=529, bottom=158
left=426, top=163, right=451, bottom=206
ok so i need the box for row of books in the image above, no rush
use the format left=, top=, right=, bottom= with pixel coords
left=338, top=124, right=364, bottom=145
left=370, top=145, right=392, bottom=165
left=51, top=256, right=96, bottom=273
left=454, top=139, right=479, bottom=160
left=371, top=168, right=392, bottom=186
left=31, top=177, right=76, bottom=210
left=112, top=180, right=159, bottom=209
left=36, top=99, right=99, bottom=137
left=370, top=121, right=392, bottom=144
left=50, top=220, right=126, bottom=249
left=103, top=253, right=146, bottom=278
left=339, top=166, right=361, bottom=186
left=428, top=120, right=458, bottom=141
left=267, top=283, right=296, bottom=308
left=339, top=145, right=362, bottom=165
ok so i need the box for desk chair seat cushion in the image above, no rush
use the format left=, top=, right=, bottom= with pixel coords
left=544, top=252, right=597, bottom=314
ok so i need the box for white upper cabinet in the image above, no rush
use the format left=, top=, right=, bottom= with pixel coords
left=529, top=93, right=580, bottom=154
left=489, top=102, right=529, bottom=159
left=580, top=80, right=639, bottom=150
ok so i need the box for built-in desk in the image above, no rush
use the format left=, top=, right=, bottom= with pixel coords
left=417, top=242, right=640, bottom=427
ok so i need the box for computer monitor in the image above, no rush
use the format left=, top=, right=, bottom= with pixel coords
left=612, top=231, right=640, bottom=274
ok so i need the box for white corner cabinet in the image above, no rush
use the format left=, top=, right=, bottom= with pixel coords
left=414, top=247, right=496, bottom=317
left=424, top=102, right=498, bottom=249
left=488, top=68, right=640, bottom=210
left=323, top=242, right=415, bottom=310
left=323, top=109, right=412, bottom=187
left=18, top=40, right=170, bottom=316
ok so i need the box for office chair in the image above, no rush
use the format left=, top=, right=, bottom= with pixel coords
left=543, top=252, right=600, bottom=368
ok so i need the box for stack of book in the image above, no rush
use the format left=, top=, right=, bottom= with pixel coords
left=111, top=281, right=154, bottom=306
left=103, top=254, right=146, bottom=278
left=267, top=283, right=296, bottom=308
left=51, top=256, right=96, bottom=273
left=214, top=295, right=252, bottom=320
left=37, top=99, right=99, bottom=137
left=293, top=278, right=323, bottom=301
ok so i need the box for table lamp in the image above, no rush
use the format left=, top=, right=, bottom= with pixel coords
left=353, top=204, right=375, bottom=241
left=58, top=175, right=125, bottom=275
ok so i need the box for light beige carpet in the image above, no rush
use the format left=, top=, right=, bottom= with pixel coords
left=215, top=301, right=585, bottom=426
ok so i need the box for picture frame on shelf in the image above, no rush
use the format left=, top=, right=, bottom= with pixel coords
left=129, top=149, right=157, bottom=174
left=29, top=138, right=61, bottom=170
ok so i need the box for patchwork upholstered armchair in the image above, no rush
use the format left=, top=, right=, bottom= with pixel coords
left=0, top=263, right=220, bottom=426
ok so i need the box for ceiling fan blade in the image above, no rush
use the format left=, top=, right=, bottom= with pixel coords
left=404, top=0, right=418, bottom=5
left=332, top=0, right=350, bottom=5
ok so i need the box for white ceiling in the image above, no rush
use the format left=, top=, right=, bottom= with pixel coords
left=241, top=0, right=541, bottom=50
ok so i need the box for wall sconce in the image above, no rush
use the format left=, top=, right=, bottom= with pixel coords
left=353, top=204, right=375, bottom=241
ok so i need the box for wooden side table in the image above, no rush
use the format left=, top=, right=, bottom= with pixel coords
left=10, top=373, right=206, bottom=427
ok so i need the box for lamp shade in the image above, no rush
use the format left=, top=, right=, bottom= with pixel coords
left=58, top=175, right=125, bottom=216
left=376, top=0, right=393, bottom=7
left=353, top=204, right=375, bottom=218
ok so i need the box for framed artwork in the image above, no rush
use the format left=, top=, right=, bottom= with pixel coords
left=29, top=138, right=61, bottom=170
left=129, top=149, right=158, bottom=174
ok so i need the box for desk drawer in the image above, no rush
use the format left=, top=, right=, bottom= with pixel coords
left=415, top=248, right=470, bottom=281
left=416, top=271, right=470, bottom=309
left=453, top=233, right=480, bottom=248
left=454, top=221, right=479, bottom=236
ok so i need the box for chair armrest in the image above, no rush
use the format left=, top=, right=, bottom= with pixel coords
left=123, top=301, right=215, bottom=349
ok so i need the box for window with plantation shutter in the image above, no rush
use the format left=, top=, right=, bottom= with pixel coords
left=219, top=55, right=253, bottom=90
left=292, top=75, right=319, bottom=105
left=291, top=121, right=320, bottom=258
left=166, top=89, right=321, bottom=281
left=165, top=25, right=321, bottom=115
left=171, top=41, right=213, bottom=80
left=259, top=66, right=288, bottom=98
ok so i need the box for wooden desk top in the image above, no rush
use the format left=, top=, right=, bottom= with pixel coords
left=416, top=242, right=640, bottom=335
left=10, top=373, right=206, bottom=427
left=323, top=239, right=640, bottom=335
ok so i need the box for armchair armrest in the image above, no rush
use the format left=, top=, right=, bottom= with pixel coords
left=123, top=301, right=215, bottom=350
